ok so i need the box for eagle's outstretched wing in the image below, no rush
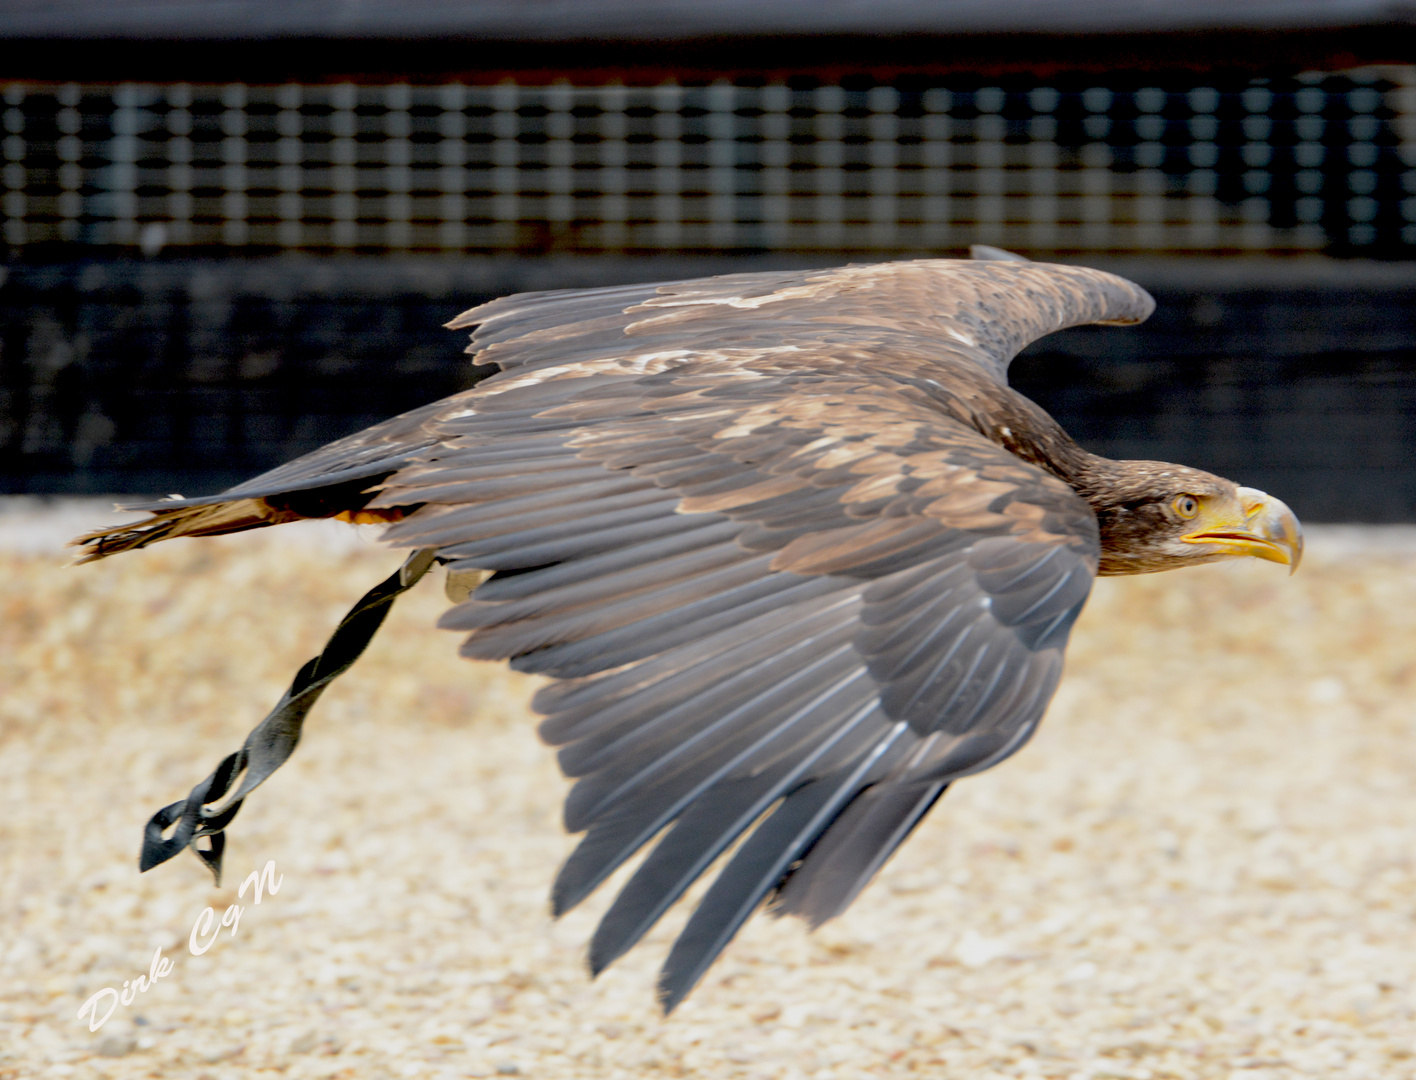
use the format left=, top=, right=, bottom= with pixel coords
left=375, top=364, right=1099, bottom=1010
left=81, top=257, right=1153, bottom=1009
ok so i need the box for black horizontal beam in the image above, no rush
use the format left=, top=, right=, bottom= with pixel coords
left=3, top=26, right=1416, bottom=84
left=2, top=0, right=1406, bottom=41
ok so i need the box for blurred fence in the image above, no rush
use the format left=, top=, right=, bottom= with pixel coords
left=5, top=71, right=1416, bottom=260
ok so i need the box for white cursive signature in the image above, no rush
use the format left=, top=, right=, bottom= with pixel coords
left=77, top=861, right=284, bottom=1032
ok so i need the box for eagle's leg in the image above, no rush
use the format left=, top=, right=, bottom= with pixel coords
left=138, top=548, right=439, bottom=884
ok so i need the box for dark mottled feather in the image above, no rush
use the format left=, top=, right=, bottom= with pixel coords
left=657, top=721, right=912, bottom=1011
left=770, top=779, right=948, bottom=927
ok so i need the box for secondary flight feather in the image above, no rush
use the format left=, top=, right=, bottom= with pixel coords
left=75, top=251, right=1302, bottom=1012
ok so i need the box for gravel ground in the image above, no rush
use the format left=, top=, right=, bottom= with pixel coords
left=4, top=499, right=1416, bottom=1080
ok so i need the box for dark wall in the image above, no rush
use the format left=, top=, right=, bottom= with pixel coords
left=0, top=257, right=827, bottom=497
left=2, top=255, right=1415, bottom=521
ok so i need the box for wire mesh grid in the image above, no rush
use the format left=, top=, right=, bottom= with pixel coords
left=4, top=73, right=1416, bottom=257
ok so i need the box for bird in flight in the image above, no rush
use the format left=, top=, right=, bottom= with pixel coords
left=75, top=249, right=1302, bottom=1012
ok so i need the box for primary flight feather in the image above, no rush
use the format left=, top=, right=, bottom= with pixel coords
left=76, top=252, right=1302, bottom=1012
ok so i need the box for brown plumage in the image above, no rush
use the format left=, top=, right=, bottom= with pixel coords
left=75, top=250, right=1302, bottom=1011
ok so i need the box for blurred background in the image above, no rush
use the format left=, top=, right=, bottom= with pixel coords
left=3, top=0, right=1416, bottom=520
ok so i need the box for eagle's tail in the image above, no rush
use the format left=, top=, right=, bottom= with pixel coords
left=70, top=497, right=407, bottom=563
left=70, top=499, right=285, bottom=562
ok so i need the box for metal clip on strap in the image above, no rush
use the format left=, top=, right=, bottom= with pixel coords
left=139, top=548, right=439, bottom=884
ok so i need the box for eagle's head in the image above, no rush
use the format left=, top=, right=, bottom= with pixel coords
left=1087, top=462, right=1303, bottom=576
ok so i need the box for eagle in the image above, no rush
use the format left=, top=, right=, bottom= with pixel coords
left=75, top=248, right=1302, bottom=1012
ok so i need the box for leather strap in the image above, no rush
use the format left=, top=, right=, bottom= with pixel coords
left=139, top=547, right=439, bottom=884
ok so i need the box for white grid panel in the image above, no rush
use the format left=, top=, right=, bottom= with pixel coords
left=2, top=74, right=1413, bottom=255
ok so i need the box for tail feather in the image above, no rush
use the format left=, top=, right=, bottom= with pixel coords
left=70, top=479, right=414, bottom=562
left=71, top=499, right=284, bottom=562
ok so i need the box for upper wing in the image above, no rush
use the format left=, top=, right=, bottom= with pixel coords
left=450, top=256, right=1153, bottom=385
left=370, top=362, right=1099, bottom=1011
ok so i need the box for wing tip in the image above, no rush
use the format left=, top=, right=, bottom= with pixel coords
left=969, top=244, right=1032, bottom=263
left=961, top=248, right=1155, bottom=329
left=655, top=964, right=700, bottom=1016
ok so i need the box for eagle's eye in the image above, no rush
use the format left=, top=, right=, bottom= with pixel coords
left=1173, top=495, right=1200, bottom=518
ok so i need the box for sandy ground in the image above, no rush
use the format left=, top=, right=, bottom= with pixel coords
left=3, top=499, right=1416, bottom=1080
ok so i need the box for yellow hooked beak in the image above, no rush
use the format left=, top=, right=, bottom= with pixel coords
left=1181, top=486, right=1304, bottom=574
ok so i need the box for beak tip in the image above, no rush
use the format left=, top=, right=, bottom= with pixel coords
left=1219, top=487, right=1305, bottom=574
